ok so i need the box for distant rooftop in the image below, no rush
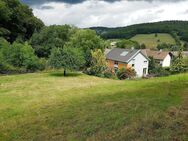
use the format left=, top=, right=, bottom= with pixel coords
left=141, top=49, right=171, bottom=60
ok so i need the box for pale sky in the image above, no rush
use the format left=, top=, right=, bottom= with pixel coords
left=21, top=0, right=188, bottom=27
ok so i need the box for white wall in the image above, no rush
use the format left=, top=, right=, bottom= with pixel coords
left=162, top=54, right=171, bottom=67
left=128, top=53, right=149, bottom=77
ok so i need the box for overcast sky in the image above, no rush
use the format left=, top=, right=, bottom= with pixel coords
left=21, top=0, right=188, bottom=27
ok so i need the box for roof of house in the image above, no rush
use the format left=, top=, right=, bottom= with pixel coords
left=141, top=49, right=170, bottom=60
left=106, top=48, right=147, bottom=63
left=104, top=48, right=112, bottom=55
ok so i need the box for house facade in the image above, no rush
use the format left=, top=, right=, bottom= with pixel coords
left=141, top=49, right=172, bottom=67
left=106, top=48, right=149, bottom=77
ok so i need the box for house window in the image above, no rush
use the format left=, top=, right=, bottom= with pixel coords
left=160, top=61, right=163, bottom=66
left=132, top=64, right=135, bottom=67
left=144, top=61, right=147, bottom=63
left=114, top=61, right=118, bottom=65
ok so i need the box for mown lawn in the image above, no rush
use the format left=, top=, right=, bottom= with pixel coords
left=131, top=33, right=176, bottom=48
left=0, top=72, right=188, bottom=141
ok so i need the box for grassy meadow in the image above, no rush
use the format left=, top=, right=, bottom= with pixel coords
left=0, top=72, right=188, bottom=141
left=131, top=33, right=176, bottom=48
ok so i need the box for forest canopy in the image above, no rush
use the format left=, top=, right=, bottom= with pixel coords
left=0, top=0, right=44, bottom=42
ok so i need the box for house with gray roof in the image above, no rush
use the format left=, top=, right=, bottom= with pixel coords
left=106, top=48, right=149, bottom=77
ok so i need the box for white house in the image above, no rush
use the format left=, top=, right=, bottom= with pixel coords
left=106, top=48, right=149, bottom=77
left=141, top=49, right=172, bottom=67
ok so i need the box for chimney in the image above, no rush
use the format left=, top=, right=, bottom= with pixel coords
left=131, top=47, right=134, bottom=50
left=160, top=49, right=162, bottom=52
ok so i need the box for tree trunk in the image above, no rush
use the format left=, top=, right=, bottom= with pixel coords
left=64, top=69, right=66, bottom=76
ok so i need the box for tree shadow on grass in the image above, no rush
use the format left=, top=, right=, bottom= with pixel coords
left=49, top=72, right=82, bottom=77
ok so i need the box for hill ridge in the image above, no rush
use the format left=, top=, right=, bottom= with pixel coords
left=90, top=20, right=188, bottom=42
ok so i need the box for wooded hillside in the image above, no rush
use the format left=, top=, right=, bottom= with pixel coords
left=90, top=21, right=188, bottom=42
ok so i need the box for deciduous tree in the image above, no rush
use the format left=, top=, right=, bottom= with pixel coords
left=65, top=29, right=106, bottom=67
left=30, top=25, right=74, bottom=58
left=48, top=47, right=85, bottom=76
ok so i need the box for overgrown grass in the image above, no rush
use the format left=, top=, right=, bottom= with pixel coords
left=0, top=72, right=188, bottom=141
left=131, top=33, right=176, bottom=48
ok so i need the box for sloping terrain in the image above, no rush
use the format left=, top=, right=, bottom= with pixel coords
left=131, top=33, right=176, bottom=48
left=0, top=72, right=188, bottom=141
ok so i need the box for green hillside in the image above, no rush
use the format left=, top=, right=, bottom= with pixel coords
left=131, top=33, right=176, bottom=48
left=90, top=21, right=188, bottom=42
left=0, top=72, right=188, bottom=141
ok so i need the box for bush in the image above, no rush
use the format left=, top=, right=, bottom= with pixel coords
left=150, top=66, right=171, bottom=77
left=116, top=39, right=140, bottom=49
left=117, top=68, right=136, bottom=80
left=140, top=43, right=146, bottom=49
left=38, top=58, right=47, bottom=71
left=183, top=57, right=188, bottom=67
left=0, top=41, right=42, bottom=74
left=9, top=42, right=40, bottom=72
left=104, top=68, right=115, bottom=78
left=157, top=43, right=174, bottom=51
left=149, top=56, right=171, bottom=77
left=85, top=49, right=107, bottom=76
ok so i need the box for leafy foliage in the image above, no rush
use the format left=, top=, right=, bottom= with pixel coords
left=170, top=46, right=186, bottom=73
left=65, top=29, right=106, bottom=67
left=148, top=57, right=157, bottom=73
left=103, top=68, right=115, bottom=78
left=117, top=67, right=136, bottom=80
left=0, top=0, right=44, bottom=42
left=0, top=39, right=41, bottom=73
left=30, top=25, right=73, bottom=58
left=150, top=66, right=171, bottom=77
left=183, top=57, right=188, bottom=66
left=116, top=39, right=140, bottom=49
left=156, top=43, right=179, bottom=51
left=48, top=48, right=63, bottom=69
left=183, top=42, right=188, bottom=51
left=140, top=43, right=146, bottom=49
left=61, top=47, right=85, bottom=72
left=48, top=47, right=85, bottom=76
left=85, top=49, right=107, bottom=76
left=149, top=56, right=171, bottom=76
